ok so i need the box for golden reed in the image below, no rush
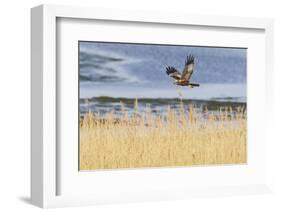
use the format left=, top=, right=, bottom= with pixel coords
left=79, top=99, right=246, bottom=170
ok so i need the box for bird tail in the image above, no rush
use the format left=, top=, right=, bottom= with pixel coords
left=189, top=83, right=200, bottom=87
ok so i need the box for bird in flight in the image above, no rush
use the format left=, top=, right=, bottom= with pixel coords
left=166, top=55, right=200, bottom=88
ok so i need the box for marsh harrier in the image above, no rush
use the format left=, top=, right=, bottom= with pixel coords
left=166, top=55, right=200, bottom=88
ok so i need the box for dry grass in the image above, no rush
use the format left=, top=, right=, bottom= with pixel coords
left=79, top=100, right=247, bottom=170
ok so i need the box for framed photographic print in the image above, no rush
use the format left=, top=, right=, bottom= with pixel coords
left=78, top=41, right=247, bottom=170
left=31, top=4, right=274, bottom=208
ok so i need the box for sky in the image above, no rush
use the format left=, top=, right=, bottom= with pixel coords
left=79, top=41, right=247, bottom=100
left=79, top=41, right=247, bottom=85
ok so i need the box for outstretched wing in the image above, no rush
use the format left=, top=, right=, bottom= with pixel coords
left=181, top=55, right=195, bottom=81
left=166, top=66, right=181, bottom=80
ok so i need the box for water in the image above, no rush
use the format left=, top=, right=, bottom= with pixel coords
left=79, top=42, right=247, bottom=116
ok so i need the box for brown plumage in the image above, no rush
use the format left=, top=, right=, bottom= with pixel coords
left=166, top=55, right=200, bottom=88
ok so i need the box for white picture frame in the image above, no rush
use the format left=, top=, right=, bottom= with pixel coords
left=31, top=4, right=274, bottom=208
